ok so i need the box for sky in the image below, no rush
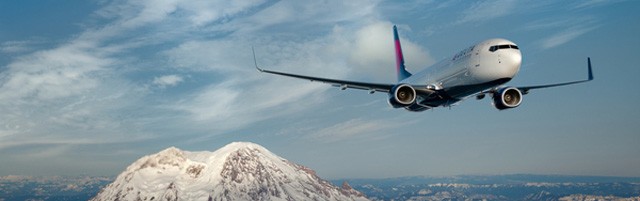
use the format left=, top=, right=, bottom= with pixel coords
left=0, top=0, right=639, bottom=179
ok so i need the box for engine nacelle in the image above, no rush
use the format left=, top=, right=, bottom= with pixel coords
left=387, top=84, right=416, bottom=108
left=492, top=87, right=523, bottom=110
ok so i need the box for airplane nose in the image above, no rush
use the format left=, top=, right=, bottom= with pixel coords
left=503, top=51, right=521, bottom=77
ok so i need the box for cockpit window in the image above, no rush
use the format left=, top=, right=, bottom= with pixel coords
left=489, top=44, right=519, bottom=52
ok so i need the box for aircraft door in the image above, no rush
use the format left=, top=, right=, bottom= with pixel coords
left=474, top=45, right=481, bottom=68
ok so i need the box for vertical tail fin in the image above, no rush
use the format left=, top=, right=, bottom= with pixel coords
left=394, top=25, right=412, bottom=82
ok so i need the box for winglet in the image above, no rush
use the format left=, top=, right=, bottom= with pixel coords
left=393, top=25, right=412, bottom=82
left=252, top=46, right=264, bottom=72
left=587, top=57, right=594, bottom=80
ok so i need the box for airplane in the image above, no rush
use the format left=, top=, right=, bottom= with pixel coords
left=253, top=25, right=593, bottom=112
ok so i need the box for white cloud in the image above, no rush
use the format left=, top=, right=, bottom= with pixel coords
left=349, top=22, right=434, bottom=80
left=0, top=38, right=129, bottom=148
left=153, top=75, right=184, bottom=88
left=0, top=42, right=109, bottom=101
left=175, top=79, right=241, bottom=122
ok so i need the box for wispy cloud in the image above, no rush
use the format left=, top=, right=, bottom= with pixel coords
left=540, top=26, right=597, bottom=49
left=0, top=42, right=109, bottom=101
left=525, top=16, right=600, bottom=50
left=307, top=118, right=406, bottom=142
left=0, top=40, right=42, bottom=54
left=0, top=0, right=277, bottom=154
left=573, top=0, right=628, bottom=9
left=456, top=0, right=517, bottom=24
left=0, top=0, right=399, bottom=159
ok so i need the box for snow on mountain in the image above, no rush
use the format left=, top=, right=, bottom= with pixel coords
left=91, top=142, right=369, bottom=201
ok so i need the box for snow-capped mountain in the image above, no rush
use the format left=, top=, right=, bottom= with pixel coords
left=91, top=142, right=369, bottom=201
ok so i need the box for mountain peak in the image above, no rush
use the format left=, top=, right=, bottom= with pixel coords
left=216, top=142, right=277, bottom=158
left=92, top=142, right=369, bottom=201
left=220, top=141, right=265, bottom=150
left=159, top=146, right=183, bottom=154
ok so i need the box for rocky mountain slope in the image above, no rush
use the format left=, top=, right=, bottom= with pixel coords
left=90, top=142, right=369, bottom=201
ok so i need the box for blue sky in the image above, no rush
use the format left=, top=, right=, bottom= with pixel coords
left=1, top=0, right=639, bottom=179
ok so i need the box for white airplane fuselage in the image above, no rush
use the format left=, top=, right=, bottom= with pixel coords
left=404, top=38, right=522, bottom=107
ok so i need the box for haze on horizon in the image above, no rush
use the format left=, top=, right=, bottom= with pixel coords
left=0, top=0, right=639, bottom=179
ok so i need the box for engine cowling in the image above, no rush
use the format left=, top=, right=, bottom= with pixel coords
left=387, top=84, right=416, bottom=108
left=492, top=87, right=523, bottom=110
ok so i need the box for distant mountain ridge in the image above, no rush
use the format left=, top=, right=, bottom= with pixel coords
left=336, top=175, right=640, bottom=201
left=90, top=142, right=369, bottom=201
left=336, top=174, right=640, bottom=186
left=0, top=175, right=111, bottom=201
left=2, top=173, right=640, bottom=201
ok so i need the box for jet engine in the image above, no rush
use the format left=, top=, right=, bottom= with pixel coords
left=492, top=87, right=523, bottom=110
left=387, top=84, right=416, bottom=108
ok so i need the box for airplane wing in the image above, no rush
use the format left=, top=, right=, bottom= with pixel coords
left=256, top=67, right=395, bottom=92
left=516, top=57, right=594, bottom=94
left=253, top=47, right=395, bottom=93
